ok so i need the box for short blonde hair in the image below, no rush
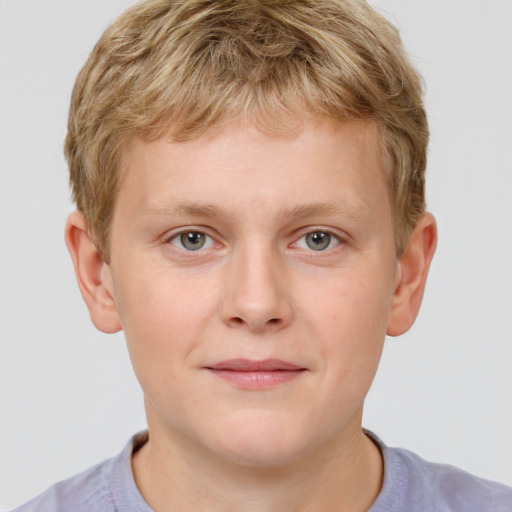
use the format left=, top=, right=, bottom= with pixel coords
left=65, top=0, right=428, bottom=261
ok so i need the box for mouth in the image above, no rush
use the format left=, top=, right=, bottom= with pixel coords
left=204, top=359, right=307, bottom=389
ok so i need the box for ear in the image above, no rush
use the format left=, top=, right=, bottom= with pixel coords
left=65, top=211, right=122, bottom=334
left=387, top=213, right=437, bottom=337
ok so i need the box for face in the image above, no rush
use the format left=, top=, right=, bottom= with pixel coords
left=106, top=119, right=399, bottom=466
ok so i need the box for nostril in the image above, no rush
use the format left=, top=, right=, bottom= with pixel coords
left=228, top=316, right=282, bottom=329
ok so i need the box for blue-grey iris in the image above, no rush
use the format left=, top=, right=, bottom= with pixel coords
left=305, top=231, right=331, bottom=250
left=180, top=232, right=206, bottom=250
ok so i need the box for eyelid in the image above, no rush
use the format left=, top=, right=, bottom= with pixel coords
left=291, top=228, right=347, bottom=251
left=164, top=227, right=219, bottom=251
left=161, top=225, right=347, bottom=252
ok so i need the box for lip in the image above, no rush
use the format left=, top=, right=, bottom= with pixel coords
left=204, top=359, right=307, bottom=389
left=207, top=359, right=304, bottom=371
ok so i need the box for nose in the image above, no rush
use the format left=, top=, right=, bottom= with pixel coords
left=220, top=245, right=293, bottom=333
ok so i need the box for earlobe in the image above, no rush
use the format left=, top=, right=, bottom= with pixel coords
left=387, top=213, right=437, bottom=337
left=65, top=211, right=122, bottom=334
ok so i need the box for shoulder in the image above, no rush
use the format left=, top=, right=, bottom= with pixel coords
left=10, top=457, right=115, bottom=512
left=10, top=432, right=149, bottom=512
left=395, top=446, right=512, bottom=511
left=368, top=432, right=512, bottom=512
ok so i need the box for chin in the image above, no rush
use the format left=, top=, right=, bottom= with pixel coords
left=218, top=441, right=304, bottom=469
left=205, top=415, right=311, bottom=468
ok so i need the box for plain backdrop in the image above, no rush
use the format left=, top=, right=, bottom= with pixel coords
left=1, top=0, right=511, bottom=509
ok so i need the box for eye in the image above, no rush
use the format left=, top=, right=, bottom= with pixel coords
left=295, top=230, right=341, bottom=251
left=170, top=231, right=215, bottom=251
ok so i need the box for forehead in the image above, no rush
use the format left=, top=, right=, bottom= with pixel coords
left=116, top=118, right=390, bottom=226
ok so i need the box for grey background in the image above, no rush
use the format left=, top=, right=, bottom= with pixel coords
left=1, top=0, right=511, bottom=509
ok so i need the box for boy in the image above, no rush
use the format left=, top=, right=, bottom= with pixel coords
left=13, top=0, right=512, bottom=510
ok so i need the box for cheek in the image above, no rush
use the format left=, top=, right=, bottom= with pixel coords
left=112, top=265, right=218, bottom=379
left=304, top=267, right=392, bottom=342
left=117, top=261, right=215, bottom=328
left=299, top=265, right=392, bottom=389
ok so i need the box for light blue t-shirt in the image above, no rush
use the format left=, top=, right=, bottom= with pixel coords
left=12, top=431, right=512, bottom=511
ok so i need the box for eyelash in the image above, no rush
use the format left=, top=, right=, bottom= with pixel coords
left=167, top=229, right=217, bottom=252
left=164, top=228, right=345, bottom=253
left=293, top=230, right=343, bottom=252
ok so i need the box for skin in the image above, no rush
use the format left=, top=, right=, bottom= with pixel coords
left=66, top=118, right=436, bottom=511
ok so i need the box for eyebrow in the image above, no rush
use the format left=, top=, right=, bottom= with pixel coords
left=145, top=202, right=224, bottom=218
left=282, top=201, right=370, bottom=220
left=144, top=200, right=370, bottom=221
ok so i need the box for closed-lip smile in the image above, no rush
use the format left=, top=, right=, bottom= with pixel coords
left=204, top=359, right=307, bottom=389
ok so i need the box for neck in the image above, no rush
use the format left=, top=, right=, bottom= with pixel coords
left=132, top=418, right=383, bottom=512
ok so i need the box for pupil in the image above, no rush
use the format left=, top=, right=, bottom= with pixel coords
left=181, top=232, right=205, bottom=250
left=306, top=231, right=330, bottom=251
